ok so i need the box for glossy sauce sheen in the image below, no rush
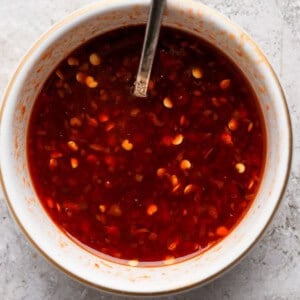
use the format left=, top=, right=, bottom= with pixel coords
left=27, top=26, right=265, bottom=265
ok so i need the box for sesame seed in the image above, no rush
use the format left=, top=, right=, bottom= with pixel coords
left=49, top=158, right=58, bottom=170
left=76, top=72, right=86, bottom=83
left=70, top=158, right=79, bottom=168
left=248, top=122, right=253, bottom=132
left=192, top=67, right=203, bottom=79
left=228, top=118, right=238, bottom=131
left=67, top=57, right=79, bottom=66
left=163, top=97, right=173, bottom=109
left=85, top=76, right=98, bottom=88
left=220, top=79, right=231, bottom=90
left=89, top=53, right=101, bottom=66
left=172, top=134, right=184, bottom=145
left=180, top=159, right=191, bottom=170
left=67, top=140, right=79, bottom=151
left=156, top=168, right=167, bottom=177
left=147, top=204, right=158, bottom=216
left=99, top=204, right=106, bottom=213
left=121, top=139, right=133, bottom=151
left=235, top=163, right=246, bottom=173
left=184, top=184, right=196, bottom=194
left=70, top=117, right=82, bottom=127
left=170, top=175, right=179, bottom=186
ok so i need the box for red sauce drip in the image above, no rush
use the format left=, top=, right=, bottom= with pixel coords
left=27, top=26, right=265, bottom=265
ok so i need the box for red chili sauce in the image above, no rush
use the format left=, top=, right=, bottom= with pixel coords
left=27, top=26, right=265, bottom=265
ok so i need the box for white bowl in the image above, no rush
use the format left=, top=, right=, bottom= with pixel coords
left=0, top=0, right=292, bottom=296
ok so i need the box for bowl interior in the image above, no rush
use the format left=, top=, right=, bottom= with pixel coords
left=0, top=0, right=291, bottom=295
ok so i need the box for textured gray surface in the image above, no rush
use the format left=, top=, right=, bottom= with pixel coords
left=0, top=0, right=299, bottom=299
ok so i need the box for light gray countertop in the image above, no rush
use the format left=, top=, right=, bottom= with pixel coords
left=0, top=0, right=299, bottom=299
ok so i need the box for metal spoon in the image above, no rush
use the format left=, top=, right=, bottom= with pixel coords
left=133, top=0, right=167, bottom=98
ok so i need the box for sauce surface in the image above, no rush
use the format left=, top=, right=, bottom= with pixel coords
left=27, top=26, right=265, bottom=265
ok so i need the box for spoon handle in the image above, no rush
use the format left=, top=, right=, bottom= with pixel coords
left=133, top=0, right=167, bottom=98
